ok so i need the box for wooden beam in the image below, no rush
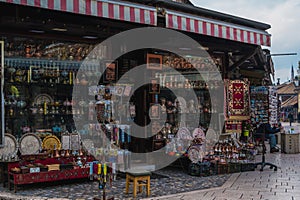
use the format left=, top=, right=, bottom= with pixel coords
left=229, top=46, right=258, bottom=71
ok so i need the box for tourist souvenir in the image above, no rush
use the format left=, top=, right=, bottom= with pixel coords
left=42, top=135, right=62, bottom=150
left=192, top=127, right=206, bottom=143
left=19, top=133, right=42, bottom=155
left=205, top=128, right=218, bottom=151
left=177, top=127, right=192, bottom=140
left=0, top=134, right=18, bottom=160
left=188, top=145, right=204, bottom=163
left=34, top=93, right=53, bottom=105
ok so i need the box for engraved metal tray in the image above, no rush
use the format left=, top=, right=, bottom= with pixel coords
left=0, top=133, right=18, bottom=157
left=19, top=133, right=42, bottom=155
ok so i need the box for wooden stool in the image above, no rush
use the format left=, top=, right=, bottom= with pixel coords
left=125, top=170, right=151, bottom=198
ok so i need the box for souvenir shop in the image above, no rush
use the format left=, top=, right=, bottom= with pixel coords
left=0, top=0, right=275, bottom=192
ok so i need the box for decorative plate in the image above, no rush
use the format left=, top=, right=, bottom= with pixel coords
left=187, top=145, right=204, bottom=163
left=205, top=128, right=218, bottom=151
left=42, top=135, right=62, bottom=150
left=176, top=127, right=192, bottom=140
left=61, top=134, right=70, bottom=150
left=19, top=133, right=42, bottom=155
left=0, top=134, right=18, bottom=157
left=70, top=134, right=80, bottom=150
left=34, top=93, right=53, bottom=105
left=192, top=128, right=206, bottom=143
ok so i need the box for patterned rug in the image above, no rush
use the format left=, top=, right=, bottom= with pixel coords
left=225, top=79, right=250, bottom=120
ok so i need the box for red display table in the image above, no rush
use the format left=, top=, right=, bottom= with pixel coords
left=0, top=161, right=19, bottom=187
left=6, top=155, right=95, bottom=192
left=9, top=167, right=90, bottom=192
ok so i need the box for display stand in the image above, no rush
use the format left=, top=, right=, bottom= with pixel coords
left=254, top=126, right=277, bottom=171
left=90, top=162, right=115, bottom=200
left=93, top=190, right=114, bottom=200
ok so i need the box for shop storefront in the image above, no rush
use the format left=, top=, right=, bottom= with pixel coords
left=0, top=0, right=275, bottom=193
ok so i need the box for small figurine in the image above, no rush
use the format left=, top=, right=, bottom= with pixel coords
left=103, top=87, right=112, bottom=100
left=166, top=101, right=176, bottom=125
left=160, top=98, right=166, bottom=114
left=188, top=100, right=197, bottom=113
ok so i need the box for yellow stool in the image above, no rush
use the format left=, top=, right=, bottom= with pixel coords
left=125, top=170, right=151, bottom=198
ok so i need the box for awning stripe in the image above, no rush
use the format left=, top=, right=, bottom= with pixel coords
left=166, top=10, right=271, bottom=46
left=61, top=0, right=66, bottom=11
left=85, top=0, right=91, bottom=15
left=0, top=0, right=157, bottom=26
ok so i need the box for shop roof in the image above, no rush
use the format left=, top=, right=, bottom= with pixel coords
left=277, top=82, right=296, bottom=95
left=132, top=0, right=271, bottom=46
left=281, top=95, right=298, bottom=107
left=1, top=0, right=271, bottom=47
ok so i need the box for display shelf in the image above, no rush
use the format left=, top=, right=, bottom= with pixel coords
left=5, top=58, right=84, bottom=70
left=268, top=86, right=279, bottom=125
left=147, top=52, right=222, bottom=152
left=3, top=56, right=100, bottom=136
left=250, top=86, right=269, bottom=125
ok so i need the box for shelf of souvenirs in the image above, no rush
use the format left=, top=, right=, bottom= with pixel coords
left=166, top=138, right=256, bottom=164
left=250, top=105, right=268, bottom=110
left=153, top=123, right=180, bottom=141
left=209, top=139, right=256, bottom=163
left=4, top=78, right=96, bottom=86
left=162, top=54, right=223, bottom=72
left=250, top=100, right=268, bottom=105
left=4, top=57, right=99, bottom=70
left=250, top=110, right=268, bottom=115
left=4, top=99, right=95, bottom=116
left=4, top=69, right=97, bottom=86
left=154, top=72, right=222, bottom=89
left=251, top=118, right=268, bottom=124
left=158, top=80, right=221, bottom=90
left=250, top=86, right=269, bottom=94
left=250, top=96, right=269, bottom=102
left=155, top=69, right=222, bottom=76
left=4, top=57, right=102, bottom=85
left=4, top=107, right=92, bottom=118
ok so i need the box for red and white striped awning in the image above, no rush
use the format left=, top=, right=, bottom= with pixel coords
left=166, top=10, right=271, bottom=47
left=0, top=0, right=157, bottom=26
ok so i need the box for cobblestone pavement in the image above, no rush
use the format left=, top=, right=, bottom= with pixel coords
left=145, top=153, right=300, bottom=200
left=1, top=122, right=300, bottom=200
left=0, top=166, right=230, bottom=200
left=143, top=122, right=300, bottom=200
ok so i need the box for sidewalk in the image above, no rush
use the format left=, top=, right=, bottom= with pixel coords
left=142, top=122, right=300, bottom=200
left=143, top=153, right=300, bottom=200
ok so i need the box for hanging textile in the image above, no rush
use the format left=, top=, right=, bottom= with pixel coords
left=225, top=79, right=250, bottom=120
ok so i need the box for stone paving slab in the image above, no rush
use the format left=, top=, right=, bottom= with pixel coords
left=143, top=150, right=300, bottom=200
left=0, top=166, right=230, bottom=200
left=1, top=123, right=300, bottom=200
